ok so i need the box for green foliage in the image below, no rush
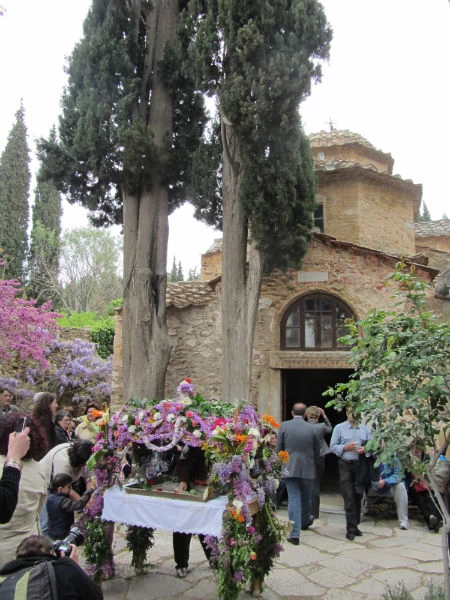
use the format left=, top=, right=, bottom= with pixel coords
left=91, top=317, right=115, bottom=359
left=125, top=525, right=155, bottom=570
left=27, top=128, right=62, bottom=305
left=417, top=201, right=431, bottom=222
left=56, top=311, right=100, bottom=328
left=382, top=582, right=445, bottom=600
left=187, top=266, right=200, bottom=281
left=324, top=263, right=450, bottom=474
left=382, top=582, right=413, bottom=600
left=106, top=298, right=123, bottom=316
left=38, top=0, right=206, bottom=225
left=59, top=227, right=122, bottom=314
left=56, top=311, right=115, bottom=359
left=168, top=256, right=184, bottom=282
left=423, top=583, right=446, bottom=600
left=82, top=518, right=114, bottom=584
left=0, top=104, right=31, bottom=281
left=180, top=0, right=332, bottom=271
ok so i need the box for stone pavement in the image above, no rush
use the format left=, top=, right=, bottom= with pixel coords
left=99, top=497, right=446, bottom=600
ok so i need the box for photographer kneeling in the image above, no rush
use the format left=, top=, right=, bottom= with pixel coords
left=0, top=534, right=103, bottom=599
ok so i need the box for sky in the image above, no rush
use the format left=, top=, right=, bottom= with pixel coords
left=0, top=0, right=449, bottom=274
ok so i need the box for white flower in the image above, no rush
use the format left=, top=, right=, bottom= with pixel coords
left=166, top=413, right=176, bottom=422
left=232, top=499, right=243, bottom=515
left=128, top=425, right=136, bottom=434
left=153, top=412, right=161, bottom=421
left=181, top=398, right=192, bottom=406
left=193, top=430, right=203, bottom=438
left=247, top=427, right=260, bottom=439
left=121, top=414, right=128, bottom=423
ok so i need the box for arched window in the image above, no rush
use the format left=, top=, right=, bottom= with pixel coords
left=281, top=294, right=355, bottom=350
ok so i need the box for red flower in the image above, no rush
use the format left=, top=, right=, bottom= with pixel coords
left=184, top=378, right=192, bottom=384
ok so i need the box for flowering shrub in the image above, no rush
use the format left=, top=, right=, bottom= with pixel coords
left=1, top=337, right=112, bottom=410
left=0, top=274, right=59, bottom=369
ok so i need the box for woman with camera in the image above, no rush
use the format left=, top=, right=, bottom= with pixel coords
left=0, top=412, right=48, bottom=568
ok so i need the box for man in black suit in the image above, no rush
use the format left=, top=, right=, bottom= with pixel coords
left=276, top=403, right=320, bottom=545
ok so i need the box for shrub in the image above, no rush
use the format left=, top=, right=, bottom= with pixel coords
left=91, top=318, right=115, bottom=359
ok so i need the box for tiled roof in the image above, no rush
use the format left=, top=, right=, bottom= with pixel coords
left=309, top=130, right=379, bottom=152
left=204, top=238, right=223, bottom=254
left=415, top=220, right=450, bottom=237
left=196, top=233, right=439, bottom=278
left=166, top=280, right=217, bottom=308
left=315, top=158, right=388, bottom=175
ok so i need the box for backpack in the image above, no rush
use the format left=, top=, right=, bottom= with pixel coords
left=0, top=560, right=58, bottom=600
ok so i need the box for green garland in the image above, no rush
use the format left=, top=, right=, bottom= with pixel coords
left=126, top=525, right=155, bottom=570
left=83, top=518, right=115, bottom=584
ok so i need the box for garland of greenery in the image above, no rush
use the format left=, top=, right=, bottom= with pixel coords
left=125, top=525, right=155, bottom=570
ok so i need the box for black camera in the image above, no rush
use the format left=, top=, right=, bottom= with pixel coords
left=52, top=526, right=84, bottom=557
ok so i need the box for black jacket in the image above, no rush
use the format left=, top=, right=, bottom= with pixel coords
left=55, top=424, right=78, bottom=445
left=0, top=554, right=103, bottom=600
left=0, top=466, right=21, bottom=524
left=47, top=489, right=94, bottom=539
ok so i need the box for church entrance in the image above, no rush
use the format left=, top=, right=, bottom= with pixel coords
left=282, top=368, right=353, bottom=493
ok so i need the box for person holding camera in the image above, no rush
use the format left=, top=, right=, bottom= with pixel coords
left=0, top=534, right=103, bottom=599
left=47, top=473, right=94, bottom=540
left=0, top=413, right=47, bottom=568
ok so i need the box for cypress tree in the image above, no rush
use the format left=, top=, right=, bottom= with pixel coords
left=38, top=0, right=206, bottom=401
left=180, top=0, right=332, bottom=402
left=0, top=103, right=31, bottom=281
left=27, top=128, right=62, bottom=305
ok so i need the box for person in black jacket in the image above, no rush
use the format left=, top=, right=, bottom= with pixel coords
left=0, top=427, right=30, bottom=523
left=0, top=534, right=103, bottom=599
left=172, top=445, right=213, bottom=578
left=47, top=473, right=94, bottom=540
left=54, top=411, right=78, bottom=445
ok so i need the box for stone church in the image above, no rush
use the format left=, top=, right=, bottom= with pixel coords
left=112, top=130, right=450, bottom=459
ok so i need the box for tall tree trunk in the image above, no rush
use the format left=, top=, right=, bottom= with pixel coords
left=122, top=0, right=177, bottom=402
left=221, top=117, right=263, bottom=405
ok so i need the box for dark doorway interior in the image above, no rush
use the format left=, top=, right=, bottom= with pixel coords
left=282, top=368, right=353, bottom=493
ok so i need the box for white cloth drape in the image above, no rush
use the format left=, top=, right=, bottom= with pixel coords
left=102, top=486, right=228, bottom=536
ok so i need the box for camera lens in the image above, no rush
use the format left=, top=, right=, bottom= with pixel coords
left=65, top=526, right=84, bottom=547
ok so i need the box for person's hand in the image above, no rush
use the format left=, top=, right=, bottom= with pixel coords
left=343, top=441, right=358, bottom=452
left=319, top=408, right=325, bottom=417
left=69, top=489, right=81, bottom=500
left=378, top=479, right=386, bottom=488
left=356, top=445, right=365, bottom=454
left=61, top=544, right=80, bottom=564
left=175, top=481, right=189, bottom=493
left=7, top=428, right=30, bottom=461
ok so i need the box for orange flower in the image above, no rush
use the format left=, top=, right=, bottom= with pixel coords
left=250, top=551, right=257, bottom=561
left=278, top=450, right=289, bottom=463
left=236, top=434, right=249, bottom=443
left=263, top=414, right=280, bottom=429
left=91, top=409, right=104, bottom=419
left=231, top=509, right=245, bottom=523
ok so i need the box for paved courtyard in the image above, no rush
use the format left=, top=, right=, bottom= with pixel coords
left=99, top=496, right=446, bottom=600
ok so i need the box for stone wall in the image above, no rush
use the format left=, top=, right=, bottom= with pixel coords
left=111, top=235, right=444, bottom=419
left=317, top=172, right=417, bottom=256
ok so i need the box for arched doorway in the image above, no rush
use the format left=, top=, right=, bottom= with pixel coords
left=279, top=292, right=356, bottom=492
